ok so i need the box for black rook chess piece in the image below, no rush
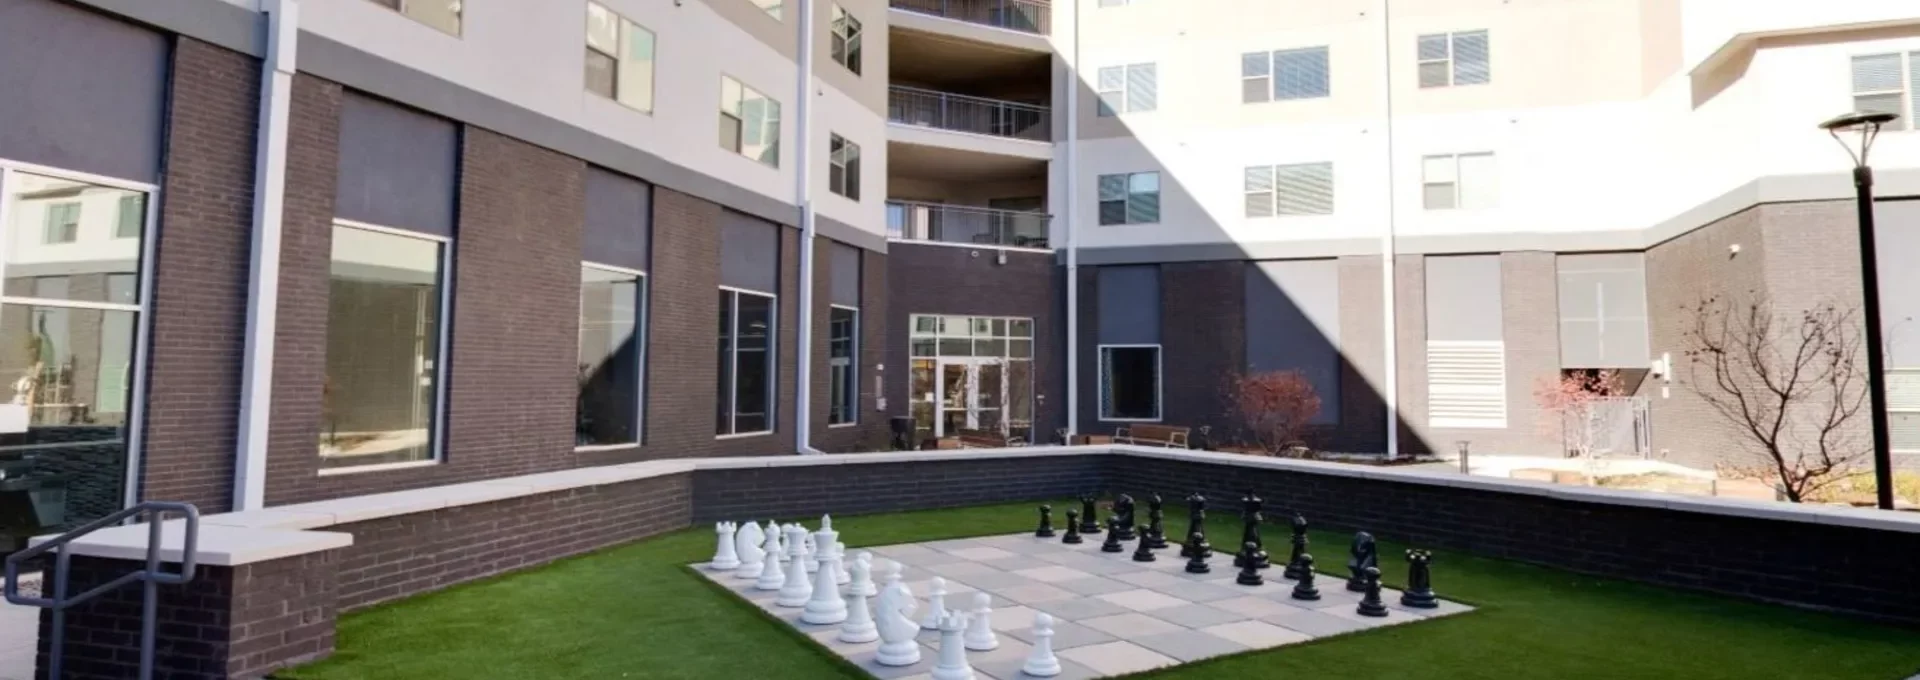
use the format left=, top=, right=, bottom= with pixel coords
left=1079, top=494, right=1104, bottom=534
left=1180, top=493, right=1207, bottom=558
left=1183, top=531, right=1211, bottom=574
left=1290, top=554, right=1322, bottom=601
left=1113, top=495, right=1137, bottom=541
left=1346, top=532, right=1378, bottom=592
left=1145, top=493, right=1168, bottom=550
left=1282, top=514, right=1310, bottom=580
left=1401, top=549, right=1438, bottom=609
left=1061, top=510, right=1084, bottom=544
left=1235, top=541, right=1265, bottom=586
left=1131, top=526, right=1157, bottom=562
left=1357, top=566, right=1389, bottom=617
left=1100, top=517, right=1125, bottom=553
left=1036, top=505, right=1056, bottom=538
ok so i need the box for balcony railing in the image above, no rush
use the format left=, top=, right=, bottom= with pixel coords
left=888, top=86, right=1051, bottom=142
left=888, top=201, right=1050, bottom=249
left=889, top=0, right=1050, bottom=34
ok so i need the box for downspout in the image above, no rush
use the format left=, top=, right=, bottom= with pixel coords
left=233, top=0, right=298, bottom=510
left=1379, top=0, right=1401, bottom=460
left=794, top=0, right=824, bottom=454
left=1062, top=0, right=1081, bottom=441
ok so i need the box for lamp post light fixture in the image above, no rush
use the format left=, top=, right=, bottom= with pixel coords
left=1819, top=110, right=1899, bottom=511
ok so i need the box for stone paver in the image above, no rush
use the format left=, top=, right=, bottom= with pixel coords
left=1131, top=628, right=1251, bottom=662
left=1079, top=612, right=1182, bottom=638
left=1059, top=641, right=1180, bottom=676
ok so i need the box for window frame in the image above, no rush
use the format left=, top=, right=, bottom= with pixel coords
left=1851, top=52, right=1917, bottom=130
left=829, top=134, right=861, bottom=201
left=827, top=304, right=859, bottom=427
left=831, top=5, right=863, bottom=76
left=1243, top=47, right=1331, bottom=104
left=585, top=2, right=657, bottom=114
left=1097, top=171, right=1161, bottom=226
left=575, top=261, right=649, bottom=452
left=1096, top=63, right=1157, bottom=117
left=1097, top=343, right=1163, bottom=423
left=1244, top=162, right=1334, bottom=218
left=0, top=159, right=160, bottom=509
left=719, top=75, right=782, bottom=168
left=1421, top=152, right=1495, bottom=211
left=366, top=0, right=462, bottom=37
left=1418, top=30, right=1490, bottom=89
left=717, top=285, right=779, bottom=438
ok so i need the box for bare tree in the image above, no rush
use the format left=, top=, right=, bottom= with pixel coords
left=1533, top=369, right=1621, bottom=484
left=1681, top=293, right=1871, bottom=502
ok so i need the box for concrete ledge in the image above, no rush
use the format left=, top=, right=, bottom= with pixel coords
left=30, top=523, right=352, bottom=567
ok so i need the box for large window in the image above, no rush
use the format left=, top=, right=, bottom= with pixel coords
left=321, top=223, right=448, bottom=470
left=1099, top=345, right=1162, bottom=421
left=1245, top=162, right=1334, bottom=218
left=717, top=288, right=776, bottom=436
left=1421, top=153, right=1496, bottom=210
left=1097, top=172, right=1160, bottom=225
left=366, top=0, right=461, bottom=36
left=829, top=134, right=861, bottom=201
left=586, top=2, right=657, bottom=114
left=578, top=265, right=646, bottom=447
left=1418, top=30, right=1490, bottom=88
left=1242, top=47, right=1330, bottom=103
left=720, top=76, right=782, bottom=168
left=1851, top=52, right=1920, bottom=129
left=908, top=315, right=1035, bottom=442
left=831, top=5, right=863, bottom=75
left=1096, top=63, right=1157, bottom=116
left=829, top=306, right=857, bottom=426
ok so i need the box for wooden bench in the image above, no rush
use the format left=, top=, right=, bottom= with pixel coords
left=956, top=428, right=1026, bottom=449
left=1114, top=424, right=1191, bottom=449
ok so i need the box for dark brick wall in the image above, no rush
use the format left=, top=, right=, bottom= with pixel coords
left=1645, top=206, right=1771, bottom=469
left=1158, top=261, right=1242, bottom=438
left=811, top=238, right=890, bottom=453
left=140, top=38, right=259, bottom=512
left=690, top=456, right=1107, bottom=523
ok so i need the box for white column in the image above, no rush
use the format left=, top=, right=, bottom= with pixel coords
left=794, top=0, right=823, bottom=454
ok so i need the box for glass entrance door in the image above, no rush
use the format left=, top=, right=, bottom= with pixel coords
left=935, top=359, right=1004, bottom=437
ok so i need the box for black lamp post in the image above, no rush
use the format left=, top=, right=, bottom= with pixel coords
left=1819, top=110, right=1898, bottom=511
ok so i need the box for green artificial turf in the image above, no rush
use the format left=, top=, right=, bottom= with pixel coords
left=280, top=499, right=1919, bottom=680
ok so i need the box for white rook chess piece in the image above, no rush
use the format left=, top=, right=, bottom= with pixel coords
left=850, top=552, right=878, bottom=597
left=963, top=593, right=998, bottom=651
left=832, top=541, right=851, bottom=586
left=734, top=522, right=766, bottom=579
left=838, top=557, right=879, bottom=643
left=710, top=522, right=740, bottom=570
left=874, top=581, right=921, bottom=667
left=802, top=551, right=849, bottom=624
left=920, top=577, right=950, bottom=630
left=930, top=610, right=976, bottom=680
left=1021, top=613, right=1062, bottom=677
left=776, top=525, right=814, bottom=607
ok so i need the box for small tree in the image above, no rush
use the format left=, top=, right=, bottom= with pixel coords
left=1533, top=369, right=1620, bottom=483
left=1681, top=293, right=1871, bottom=502
left=1223, top=370, right=1322, bottom=456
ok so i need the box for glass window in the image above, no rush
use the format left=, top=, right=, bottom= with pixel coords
left=831, top=5, right=863, bottom=75
left=829, top=134, right=861, bottom=201
left=41, top=202, right=79, bottom=245
left=114, top=195, right=142, bottom=239
left=586, top=2, right=656, bottom=113
left=7, top=174, right=145, bottom=303
left=1246, top=163, right=1334, bottom=218
left=829, top=306, right=857, bottom=425
left=1096, top=63, right=1157, bottom=116
left=717, top=289, right=776, bottom=435
left=720, top=76, right=781, bottom=167
left=1099, top=345, right=1161, bottom=421
left=366, top=0, right=461, bottom=36
left=1850, top=52, right=1920, bottom=129
left=1098, top=172, right=1160, bottom=226
left=1422, top=153, right=1495, bottom=210
left=578, top=266, right=645, bottom=446
left=321, top=224, right=445, bottom=469
left=1245, top=48, right=1330, bottom=103
left=1418, top=30, right=1490, bottom=88
left=754, top=0, right=783, bottom=19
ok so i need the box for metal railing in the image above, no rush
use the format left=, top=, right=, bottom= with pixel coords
left=889, top=0, right=1050, bottom=34
left=889, top=86, right=1051, bottom=141
left=888, top=201, right=1051, bottom=249
left=5, top=501, right=200, bottom=680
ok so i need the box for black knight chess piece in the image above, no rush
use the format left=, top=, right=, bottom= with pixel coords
left=1100, top=517, right=1125, bottom=553
left=1183, top=531, right=1211, bottom=574
left=1145, top=493, right=1168, bottom=549
left=1290, top=554, right=1322, bottom=601
left=1131, top=526, right=1157, bottom=562
left=1235, top=541, right=1265, bottom=586
left=1282, top=514, right=1310, bottom=580
left=1112, top=495, right=1137, bottom=541
left=1078, top=494, right=1103, bottom=534
left=1346, top=532, right=1378, bottom=592
left=1401, top=549, right=1438, bottom=609
left=1061, top=510, right=1084, bottom=544
left=1180, top=493, right=1208, bottom=558
left=1357, top=566, right=1389, bottom=617
left=1036, top=505, right=1055, bottom=538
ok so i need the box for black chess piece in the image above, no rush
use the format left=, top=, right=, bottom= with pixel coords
left=1401, top=549, right=1438, bottom=609
left=1346, top=532, right=1378, bottom=592
left=1290, top=554, right=1322, bottom=601
left=1357, top=566, right=1389, bottom=617
left=1036, top=505, right=1055, bottom=538
left=1079, top=494, right=1104, bottom=534
left=1131, top=526, right=1157, bottom=562
left=1062, top=510, right=1084, bottom=544
left=1100, top=517, right=1125, bottom=553
left=1113, top=495, right=1137, bottom=541
left=1237, top=492, right=1270, bottom=569
left=1235, top=541, right=1264, bottom=586
left=1180, top=493, right=1207, bottom=558
left=1282, top=514, right=1310, bottom=580
left=1145, top=493, right=1168, bottom=549
left=1183, top=531, right=1211, bottom=574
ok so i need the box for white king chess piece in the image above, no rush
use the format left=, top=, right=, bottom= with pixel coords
left=873, top=581, right=921, bottom=667
left=776, top=525, right=814, bottom=607
left=801, top=549, right=849, bottom=624
left=920, top=577, right=950, bottom=630
left=930, top=610, right=976, bottom=680
left=838, top=557, right=880, bottom=643
left=753, top=525, right=785, bottom=591
left=850, top=552, right=878, bottom=598
left=709, top=522, right=741, bottom=571
left=811, top=516, right=838, bottom=578
left=1021, top=613, right=1062, bottom=677
left=963, top=593, right=998, bottom=651
left=734, top=521, right=766, bottom=580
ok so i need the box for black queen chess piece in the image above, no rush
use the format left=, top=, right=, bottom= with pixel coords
left=1100, top=517, right=1126, bottom=553
left=1282, top=514, right=1311, bottom=580
left=1078, top=494, right=1103, bottom=535
left=1234, top=541, right=1265, bottom=586
left=1346, top=532, right=1378, bottom=592
left=1356, top=566, right=1390, bottom=617
left=1144, top=493, right=1169, bottom=549
left=1289, top=554, right=1322, bottom=601
left=1061, top=510, right=1084, bottom=544
left=1112, top=495, right=1138, bottom=541
left=1180, top=493, right=1211, bottom=559
left=1401, top=549, right=1438, bottom=609
left=1183, top=531, right=1211, bottom=574
left=1035, top=505, right=1055, bottom=538
left=1131, top=526, right=1157, bottom=563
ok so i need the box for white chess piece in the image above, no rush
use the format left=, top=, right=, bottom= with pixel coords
left=753, top=529, right=786, bottom=591
left=963, top=593, right=998, bottom=651
left=811, top=520, right=839, bottom=580
left=838, top=557, right=879, bottom=643
left=930, top=610, right=976, bottom=680
left=850, top=552, right=878, bottom=597
left=776, top=525, right=814, bottom=607
left=1021, top=613, right=1062, bottom=677
left=802, top=531, right=820, bottom=574
left=832, top=541, right=851, bottom=586
left=734, top=522, right=766, bottom=579
left=710, top=522, right=741, bottom=570
left=874, top=581, right=921, bottom=666
left=920, top=577, right=950, bottom=630
left=802, top=551, right=849, bottom=624
left=881, top=560, right=903, bottom=593
left=775, top=521, right=791, bottom=564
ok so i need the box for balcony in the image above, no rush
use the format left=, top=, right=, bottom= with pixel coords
left=889, top=0, right=1050, bottom=35
left=888, top=86, right=1050, bottom=142
left=887, top=201, right=1051, bottom=249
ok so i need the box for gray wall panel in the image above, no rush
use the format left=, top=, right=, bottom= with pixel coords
left=1557, top=252, right=1648, bottom=367
left=1097, top=265, right=1160, bottom=345
left=584, top=167, right=652, bottom=271
left=1879, top=200, right=1920, bottom=367
left=830, top=242, right=861, bottom=307
left=1425, top=255, right=1504, bottom=342
left=721, top=211, right=780, bottom=293
left=1245, top=260, right=1341, bottom=423
left=335, top=92, right=459, bottom=235
left=0, top=0, right=168, bottom=183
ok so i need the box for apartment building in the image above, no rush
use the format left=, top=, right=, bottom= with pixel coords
left=0, top=0, right=1915, bottom=556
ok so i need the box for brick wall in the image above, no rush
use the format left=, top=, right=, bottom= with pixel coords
left=1645, top=206, right=1772, bottom=468
left=690, top=456, right=1106, bottom=523
left=1158, top=261, right=1243, bottom=439
left=810, top=238, right=890, bottom=453
left=140, top=38, right=259, bottom=512
left=1335, top=256, right=1389, bottom=452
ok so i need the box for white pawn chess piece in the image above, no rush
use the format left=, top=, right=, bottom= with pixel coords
left=963, top=593, right=998, bottom=651
left=710, top=522, right=741, bottom=571
left=920, top=577, right=950, bottom=630
left=776, top=525, right=814, bottom=607
left=802, top=551, right=849, bottom=624
left=775, top=521, right=791, bottom=564
left=930, top=610, right=976, bottom=680
left=1021, top=613, right=1062, bottom=677
left=734, top=521, right=766, bottom=579
left=874, top=581, right=921, bottom=666
left=838, top=558, right=879, bottom=643
left=831, top=541, right=851, bottom=586
left=850, top=552, right=878, bottom=598
left=881, top=560, right=903, bottom=593
left=753, top=530, right=786, bottom=591
left=802, top=531, right=820, bottom=574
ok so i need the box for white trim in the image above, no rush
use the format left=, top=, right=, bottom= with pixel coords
left=827, top=304, right=858, bottom=427
left=0, top=158, right=160, bottom=193
left=1379, top=0, right=1401, bottom=461
left=572, top=442, right=640, bottom=454
left=332, top=217, right=451, bottom=242
left=718, top=287, right=779, bottom=437
left=576, top=265, right=648, bottom=449
left=1064, top=0, right=1081, bottom=439
left=1095, top=343, right=1163, bottom=423
left=718, top=283, right=778, bottom=298
left=582, top=260, right=647, bottom=277
left=884, top=238, right=1052, bottom=255
left=794, top=0, right=820, bottom=455
left=235, top=0, right=299, bottom=510
left=0, top=296, right=142, bottom=312
left=315, top=459, right=440, bottom=476
left=716, top=430, right=774, bottom=440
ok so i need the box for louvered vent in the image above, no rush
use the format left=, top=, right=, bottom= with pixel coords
left=1428, top=341, right=1507, bottom=428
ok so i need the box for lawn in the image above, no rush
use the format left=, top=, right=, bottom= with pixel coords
left=280, top=500, right=1919, bottom=680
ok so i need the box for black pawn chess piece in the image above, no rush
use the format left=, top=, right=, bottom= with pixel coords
left=1282, top=514, right=1310, bottom=580
left=1131, top=526, right=1157, bottom=562
left=1079, top=494, right=1103, bottom=534
left=1357, top=566, right=1389, bottom=617
left=1100, top=517, right=1125, bottom=553
left=1035, top=505, right=1055, bottom=538
left=1061, top=510, right=1084, bottom=544
left=1179, top=493, right=1207, bottom=558
left=1145, top=493, right=1168, bottom=549
left=1346, top=532, right=1378, bottom=593
left=1401, top=549, right=1438, bottom=609
left=1112, top=495, right=1137, bottom=541
left=1235, top=541, right=1264, bottom=586
left=1290, top=554, right=1322, bottom=601
left=1183, top=531, right=1211, bottom=574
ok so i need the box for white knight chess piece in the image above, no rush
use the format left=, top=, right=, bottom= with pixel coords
left=873, top=581, right=921, bottom=667
left=1021, top=613, right=1062, bottom=677
left=709, top=522, right=740, bottom=571
left=930, top=610, right=976, bottom=680
left=734, top=521, right=766, bottom=579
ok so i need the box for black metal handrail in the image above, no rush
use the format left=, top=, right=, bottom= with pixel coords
left=888, top=86, right=1051, bottom=141
left=5, top=501, right=200, bottom=680
left=890, top=0, right=1050, bottom=34
left=887, top=200, right=1051, bottom=249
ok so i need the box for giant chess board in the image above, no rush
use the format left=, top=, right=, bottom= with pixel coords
left=695, top=530, right=1473, bottom=679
